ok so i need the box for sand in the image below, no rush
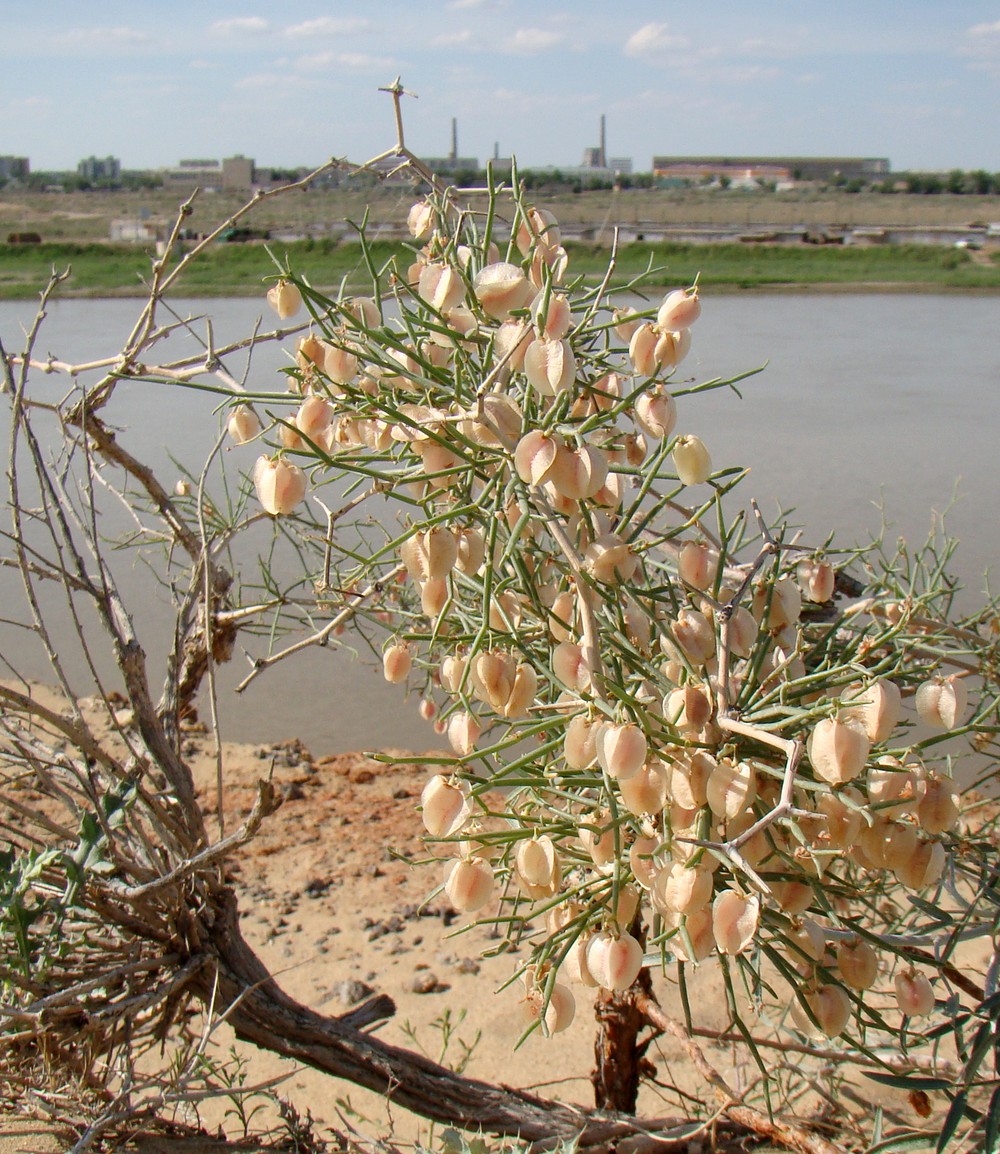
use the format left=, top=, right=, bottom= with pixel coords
left=0, top=696, right=958, bottom=1151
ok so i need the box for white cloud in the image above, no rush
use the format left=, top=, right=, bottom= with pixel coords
left=502, top=28, right=565, bottom=54
left=624, top=22, right=688, bottom=59
left=295, top=51, right=394, bottom=72
left=210, top=17, right=269, bottom=35
left=61, top=26, right=151, bottom=48
left=450, top=0, right=487, bottom=9
left=285, top=18, right=369, bottom=39
left=969, top=19, right=1000, bottom=35
left=433, top=30, right=474, bottom=47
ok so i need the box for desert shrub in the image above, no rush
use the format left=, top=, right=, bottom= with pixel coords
left=2, top=84, right=1000, bottom=1152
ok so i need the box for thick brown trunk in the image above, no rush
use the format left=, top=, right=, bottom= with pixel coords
left=200, top=888, right=653, bottom=1144
left=591, top=965, right=654, bottom=1113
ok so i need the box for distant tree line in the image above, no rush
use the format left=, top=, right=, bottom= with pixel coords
left=3, top=166, right=999, bottom=197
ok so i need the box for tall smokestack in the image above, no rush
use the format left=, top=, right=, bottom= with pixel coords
left=451, top=118, right=458, bottom=164
left=599, top=114, right=607, bottom=168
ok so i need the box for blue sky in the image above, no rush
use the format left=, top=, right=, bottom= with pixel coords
left=5, top=2, right=1000, bottom=173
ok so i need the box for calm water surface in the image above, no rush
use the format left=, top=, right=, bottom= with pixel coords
left=1, top=294, right=998, bottom=753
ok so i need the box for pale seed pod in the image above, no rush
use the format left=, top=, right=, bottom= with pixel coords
left=808, top=716, right=870, bottom=785
left=712, top=890, right=760, bottom=955
left=523, top=337, right=576, bottom=396
left=797, top=558, right=836, bottom=603
left=420, top=577, right=449, bottom=618
left=768, top=880, right=814, bottom=915
left=530, top=290, right=572, bottom=340
left=383, top=644, right=412, bottom=684
left=916, top=774, right=960, bottom=835
left=896, top=839, right=946, bottom=889
left=606, top=883, right=641, bottom=932
left=728, top=606, right=759, bottom=657
left=504, top=664, right=538, bottom=719
left=419, top=699, right=436, bottom=722
left=420, top=775, right=470, bottom=838
left=894, top=968, right=934, bottom=1018
left=563, top=713, right=599, bottom=769
left=514, top=836, right=560, bottom=899
left=619, top=759, right=669, bottom=816
left=628, top=323, right=660, bottom=376
left=843, top=679, right=902, bottom=745
left=439, top=653, right=466, bottom=694
left=668, top=751, right=714, bottom=809
left=612, top=309, right=642, bottom=342
left=584, top=534, right=638, bottom=584
left=521, top=981, right=576, bottom=1036
left=552, top=641, right=592, bottom=691
left=787, top=918, right=826, bottom=964
left=677, top=541, right=714, bottom=590
left=228, top=405, right=262, bottom=445
left=915, top=674, right=968, bottom=730
left=880, top=820, right=920, bottom=872
left=672, top=435, right=712, bottom=486
left=323, top=342, right=359, bottom=385
left=634, top=388, right=678, bottom=440
left=796, top=984, right=852, bottom=1038
left=563, top=936, right=599, bottom=986
left=407, top=201, right=434, bottom=239
left=463, top=393, right=522, bottom=448
left=867, top=758, right=923, bottom=815
left=629, top=836, right=660, bottom=890
left=344, top=295, right=381, bottom=329
left=586, top=931, right=644, bottom=991
left=454, top=527, right=486, bottom=575
left=516, top=206, right=562, bottom=255
left=579, top=813, right=615, bottom=869
left=253, top=455, right=307, bottom=516
left=444, top=856, right=495, bottom=912
left=706, top=758, right=757, bottom=820
left=663, top=685, right=713, bottom=733
left=597, top=723, right=647, bottom=782
left=752, top=577, right=802, bottom=631
left=296, top=334, right=326, bottom=372
left=670, top=608, right=716, bottom=666
left=473, top=262, right=534, bottom=320
left=494, top=319, right=532, bottom=375
left=418, top=261, right=466, bottom=313
left=514, top=430, right=561, bottom=486
left=651, top=863, right=713, bottom=916
left=656, top=287, right=701, bottom=332
left=488, top=590, right=522, bottom=631
left=295, top=395, right=335, bottom=442
left=174, top=479, right=191, bottom=497
left=470, top=651, right=515, bottom=710
left=669, top=907, right=715, bottom=963
left=266, top=279, right=302, bottom=319
left=815, top=788, right=864, bottom=850
left=590, top=371, right=624, bottom=411
left=837, top=937, right=878, bottom=991
left=447, top=711, right=481, bottom=757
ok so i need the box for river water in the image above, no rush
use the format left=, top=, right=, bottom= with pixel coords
left=1, top=293, right=998, bottom=753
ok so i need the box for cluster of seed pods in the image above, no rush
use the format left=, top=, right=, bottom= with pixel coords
left=247, top=191, right=971, bottom=1042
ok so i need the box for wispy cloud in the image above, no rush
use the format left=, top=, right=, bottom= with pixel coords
left=284, top=18, right=369, bottom=39
left=624, top=22, right=688, bottom=59
left=210, top=17, right=269, bottom=36
left=433, top=30, right=475, bottom=48
left=60, top=26, right=151, bottom=48
left=968, top=19, right=1000, bottom=36
left=294, top=51, right=394, bottom=72
left=502, top=28, right=565, bottom=54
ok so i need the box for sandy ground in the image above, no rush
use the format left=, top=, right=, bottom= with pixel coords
left=0, top=688, right=965, bottom=1151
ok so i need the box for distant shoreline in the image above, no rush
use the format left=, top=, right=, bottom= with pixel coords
left=1, top=236, right=998, bottom=301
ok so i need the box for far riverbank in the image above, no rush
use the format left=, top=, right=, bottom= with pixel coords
left=1, top=237, right=999, bottom=299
